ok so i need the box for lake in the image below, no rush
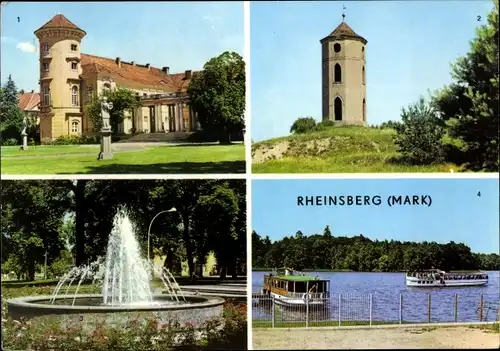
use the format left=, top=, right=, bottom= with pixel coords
left=252, top=271, right=500, bottom=323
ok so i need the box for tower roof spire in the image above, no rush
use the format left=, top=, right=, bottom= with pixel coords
left=342, top=4, right=346, bottom=22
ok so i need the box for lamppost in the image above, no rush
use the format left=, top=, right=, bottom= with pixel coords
left=147, top=207, right=177, bottom=270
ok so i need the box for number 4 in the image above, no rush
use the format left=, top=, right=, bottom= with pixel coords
left=477, top=191, right=481, bottom=197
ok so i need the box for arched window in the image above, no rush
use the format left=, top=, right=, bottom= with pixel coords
left=363, top=98, right=366, bottom=121
left=103, top=83, right=111, bottom=92
left=71, top=86, right=79, bottom=106
left=362, top=66, right=366, bottom=85
left=71, top=120, right=79, bottom=133
left=362, top=46, right=365, bottom=59
left=334, top=97, right=342, bottom=121
left=334, top=63, right=342, bottom=83
left=334, top=43, right=341, bottom=53
left=43, top=87, right=50, bottom=106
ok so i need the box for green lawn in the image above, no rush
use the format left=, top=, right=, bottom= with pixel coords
left=252, top=126, right=462, bottom=173
left=1, top=144, right=245, bottom=174
left=1, top=145, right=99, bottom=157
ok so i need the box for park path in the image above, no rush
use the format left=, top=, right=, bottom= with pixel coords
left=253, top=326, right=500, bottom=349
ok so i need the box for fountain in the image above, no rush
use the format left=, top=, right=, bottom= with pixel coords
left=6, top=210, right=224, bottom=330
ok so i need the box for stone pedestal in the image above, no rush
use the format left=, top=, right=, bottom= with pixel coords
left=98, top=127, right=113, bottom=160
left=20, top=132, right=28, bottom=150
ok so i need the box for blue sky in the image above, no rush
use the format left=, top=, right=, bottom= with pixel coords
left=250, top=1, right=495, bottom=141
left=1, top=1, right=243, bottom=91
left=252, top=178, right=500, bottom=254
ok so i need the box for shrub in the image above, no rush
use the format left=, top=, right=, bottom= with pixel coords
left=48, top=250, right=73, bottom=279
left=50, top=135, right=100, bottom=145
left=290, top=117, right=317, bottom=134
left=315, top=120, right=336, bottom=131
left=1, top=137, right=18, bottom=146
left=393, top=97, right=446, bottom=164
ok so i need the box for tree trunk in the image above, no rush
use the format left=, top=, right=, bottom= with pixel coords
left=27, top=262, right=35, bottom=281
left=74, top=180, right=87, bottom=266
left=219, top=266, right=227, bottom=279
left=182, top=213, right=195, bottom=280
left=219, top=130, right=231, bottom=145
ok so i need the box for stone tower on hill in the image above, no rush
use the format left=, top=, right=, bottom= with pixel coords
left=320, top=16, right=367, bottom=125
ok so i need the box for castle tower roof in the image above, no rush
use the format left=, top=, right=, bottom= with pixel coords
left=320, top=21, right=367, bottom=44
left=35, top=14, right=86, bottom=36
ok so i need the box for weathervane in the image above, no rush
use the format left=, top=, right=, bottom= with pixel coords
left=342, top=4, right=346, bottom=22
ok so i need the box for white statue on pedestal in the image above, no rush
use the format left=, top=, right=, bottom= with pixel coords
left=21, top=115, right=27, bottom=135
left=101, top=97, right=113, bottom=130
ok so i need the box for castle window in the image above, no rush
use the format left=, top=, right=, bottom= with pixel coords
left=71, top=62, right=78, bottom=71
left=87, top=86, right=93, bottom=101
left=362, top=46, right=365, bottom=59
left=71, top=86, right=79, bottom=106
left=362, top=66, right=366, bottom=85
left=71, top=44, right=77, bottom=51
left=42, top=43, right=49, bottom=53
left=334, top=43, right=341, bottom=53
left=103, top=83, right=111, bottom=92
left=334, top=97, right=342, bottom=121
left=334, top=63, right=342, bottom=83
left=43, top=87, right=50, bottom=106
left=71, top=120, right=79, bottom=133
left=43, top=63, right=49, bottom=72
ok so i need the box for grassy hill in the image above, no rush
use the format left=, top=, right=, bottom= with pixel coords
left=252, top=126, right=461, bottom=173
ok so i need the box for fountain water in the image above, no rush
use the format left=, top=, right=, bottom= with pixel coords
left=7, top=210, right=222, bottom=329
left=48, top=210, right=185, bottom=306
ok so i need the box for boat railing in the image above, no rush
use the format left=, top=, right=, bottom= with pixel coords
left=285, top=292, right=325, bottom=299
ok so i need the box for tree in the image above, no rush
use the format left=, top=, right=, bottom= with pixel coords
left=1, top=180, right=72, bottom=280
left=289, top=117, right=317, bottom=134
left=393, top=97, right=447, bottom=164
left=85, top=88, right=139, bottom=134
left=432, top=0, right=499, bottom=171
left=323, top=225, right=332, bottom=237
left=379, top=120, right=401, bottom=130
left=0, top=75, right=24, bottom=143
left=187, top=51, right=245, bottom=144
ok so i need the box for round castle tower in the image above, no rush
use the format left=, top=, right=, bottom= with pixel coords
left=34, top=14, right=86, bottom=141
left=320, top=17, right=367, bottom=125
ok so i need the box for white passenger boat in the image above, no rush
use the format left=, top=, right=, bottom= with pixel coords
left=262, top=267, right=330, bottom=306
left=406, top=269, right=488, bottom=287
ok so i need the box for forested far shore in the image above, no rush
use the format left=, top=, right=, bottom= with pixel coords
left=252, top=227, right=500, bottom=272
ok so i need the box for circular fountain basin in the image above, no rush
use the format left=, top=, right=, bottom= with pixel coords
left=7, top=294, right=224, bottom=330
left=177, top=285, right=247, bottom=302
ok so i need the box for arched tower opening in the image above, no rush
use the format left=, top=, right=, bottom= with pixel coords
left=362, top=98, right=366, bottom=122
left=334, top=64, right=342, bottom=83
left=334, top=97, right=342, bottom=121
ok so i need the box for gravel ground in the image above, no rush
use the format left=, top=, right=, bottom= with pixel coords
left=253, top=326, right=500, bottom=349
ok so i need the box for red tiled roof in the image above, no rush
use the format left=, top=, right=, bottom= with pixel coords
left=80, top=54, right=197, bottom=92
left=18, top=92, right=40, bottom=111
left=322, top=21, right=367, bottom=44
left=35, top=14, right=85, bottom=34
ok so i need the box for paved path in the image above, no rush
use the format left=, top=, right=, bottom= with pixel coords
left=253, top=326, right=500, bottom=349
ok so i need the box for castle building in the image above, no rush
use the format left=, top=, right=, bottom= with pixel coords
left=320, top=16, right=367, bottom=125
left=34, top=14, right=201, bottom=142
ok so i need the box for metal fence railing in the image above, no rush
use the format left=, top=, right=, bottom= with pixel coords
left=252, top=293, right=498, bottom=328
